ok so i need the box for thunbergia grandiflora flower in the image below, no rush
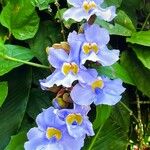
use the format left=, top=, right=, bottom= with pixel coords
left=70, top=24, right=120, bottom=66
left=63, top=0, right=116, bottom=22
left=71, top=70, right=125, bottom=105
left=25, top=1, right=126, bottom=149
left=56, top=104, right=94, bottom=138
left=24, top=107, right=85, bottom=150
left=40, top=33, right=94, bottom=89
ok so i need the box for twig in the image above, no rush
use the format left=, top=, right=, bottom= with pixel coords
left=141, top=13, right=150, bottom=31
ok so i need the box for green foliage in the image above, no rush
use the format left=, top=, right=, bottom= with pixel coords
left=96, top=10, right=136, bottom=36
left=5, top=131, right=27, bottom=150
left=0, top=81, right=8, bottom=107
left=0, top=0, right=149, bottom=149
left=0, top=44, right=33, bottom=76
left=0, top=67, right=32, bottom=149
left=0, top=0, right=40, bottom=40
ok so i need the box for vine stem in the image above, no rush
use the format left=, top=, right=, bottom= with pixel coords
left=1, top=55, right=50, bottom=69
left=141, top=12, right=150, bottom=31
left=120, top=101, right=139, bottom=123
left=55, top=0, right=66, bottom=41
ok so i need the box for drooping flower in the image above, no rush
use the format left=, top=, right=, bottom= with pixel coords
left=56, top=104, right=94, bottom=138
left=63, top=0, right=116, bottom=22
left=24, top=107, right=85, bottom=150
left=69, top=24, right=120, bottom=66
left=71, top=70, right=125, bottom=105
left=40, top=33, right=94, bottom=89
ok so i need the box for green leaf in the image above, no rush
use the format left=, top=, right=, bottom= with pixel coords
left=55, top=8, right=76, bottom=29
left=0, top=44, right=33, bottom=76
left=0, top=66, right=32, bottom=149
left=83, top=102, right=129, bottom=150
left=4, top=131, right=27, bottom=150
left=96, top=10, right=136, bottom=36
left=0, top=0, right=40, bottom=40
left=121, top=51, right=150, bottom=97
left=29, top=21, right=62, bottom=65
left=97, top=62, right=135, bottom=85
left=127, top=30, right=150, bottom=46
left=27, top=88, right=53, bottom=119
left=32, top=0, right=55, bottom=10
left=132, top=45, right=150, bottom=70
left=93, top=105, right=112, bottom=129
left=0, top=81, right=8, bottom=107
left=102, top=0, right=122, bottom=8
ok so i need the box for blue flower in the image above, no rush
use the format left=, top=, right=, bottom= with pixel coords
left=57, top=104, right=94, bottom=138
left=69, top=24, right=120, bottom=66
left=63, top=0, right=116, bottom=22
left=71, top=70, right=125, bottom=105
left=24, top=107, right=85, bottom=150
left=40, top=33, right=94, bottom=89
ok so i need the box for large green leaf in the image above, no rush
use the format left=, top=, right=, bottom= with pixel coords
left=127, top=31, right=150, bottom=46
left=0, top=0, right=40, bottom=40
left=97, top=62, right=135, bottom=85
left=0, top=81, right=8, bottom=107
left=29, top=21, right=62, bottom=65
left=132, top=45, right=150, bottom=70
left=32, top=0, right=55, bottom=10
left=0, top=66, right=32, bottom=149
left=27, top=88, right=53, bottom=119
left=5, top=131, right=27, bottom=150
left=0, top=44, right=33, bottom=76
left=121, top=51, right=150, bottom=97
left=93, top=105, right=112, bottom=130
left=96, top=10, right=136, bottom=36
left=102, top=0, right=122, bottom=7
left=83, top=102, right=129, bottom=150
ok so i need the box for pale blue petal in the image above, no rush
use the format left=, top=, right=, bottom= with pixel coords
left=24, top=138, right=46, bottom=150
left=96, top=6, right=116, bottom=21
left=95, top=92, right=122, bottom=105
left=67, top=0, right=84, bottom=7
left=71, top=83, right=96, bottom=105
left=36, top=113, right=47, bottom=131
left=81, top=51, right=100, bottom=65
left=93, top=0, right=104, bottom=5
left=63, top=7, right=89, bottom=21
left=48, top=48, right=68, bottom=68
left=84, top=24, right=110, bottom=45
left=40, top=70, right=65, bottom=89
left=66, top=124, right=86, bottom=138
left=97, top=46, right=120, bottom=66
left=103, top=78, right=126, bottom=95
left=74, top=104, right=91, bottom=115
left=27, top=127, right=44, bottom=140
left=82, top=117, right=95, bottom=136
left=44, top=143, right=63, bottom=150
left=87, top=68, right=98, bottom=78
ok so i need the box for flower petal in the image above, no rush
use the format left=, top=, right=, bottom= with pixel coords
left=84, top=24, right=110, bottom=45
left=48, top=48, right=68, bottom=68
left=67, top=0, right=84, bottom=7
left=96, top=6, right=116, bottom=22
left=95, top=91, right=122, bottom=105
left=97, top=46, right=120, bottom=66
left=63, top=7, right=89, bottom=21
left=71, top=83, right=96, bottom=105
left=40, top=70, right=65, bottom=89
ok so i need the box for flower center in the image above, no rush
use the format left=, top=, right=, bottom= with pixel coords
left=46, top=127, right=62, bottom=141
left=62, top=62, right=79, bottom=75
left=83, top=1, right=96, bottom=12
left=66, top=113, right=83, bottom=125
left=91, top=80, right=104, bottom=91
left=82, top=43, right=99, bottom=54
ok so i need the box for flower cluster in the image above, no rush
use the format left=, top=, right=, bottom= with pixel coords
left=25, top=0, right=125, bottom=150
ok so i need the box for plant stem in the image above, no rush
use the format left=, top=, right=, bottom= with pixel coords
left=2, top=55, right=50, bottom=69
left=55, top=0, right=66, bottom=41
left=120, top=101, right=139, bottom=123
left=136, top=92, right=144, bottom=149
left=141, top=13, right=150, bottom=31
